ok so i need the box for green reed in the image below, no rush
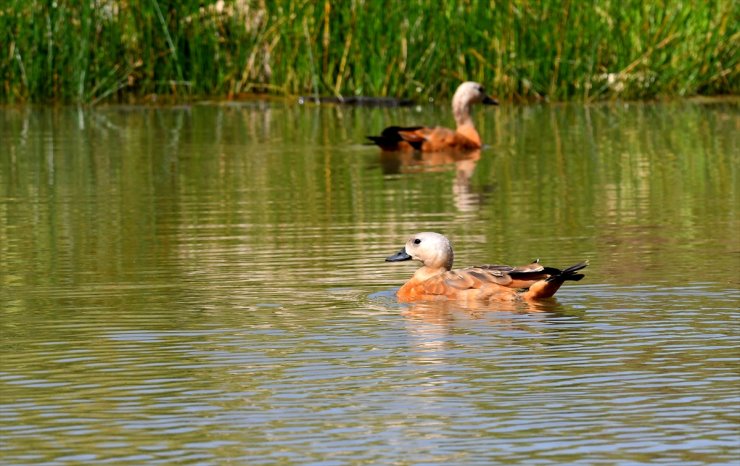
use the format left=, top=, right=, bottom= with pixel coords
left=1, top=0, right=737, bottom=103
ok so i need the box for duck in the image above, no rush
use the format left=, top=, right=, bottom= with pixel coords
left=367, top=82, right=498, bottom=152
left=385, top=232, right=587, bottom=302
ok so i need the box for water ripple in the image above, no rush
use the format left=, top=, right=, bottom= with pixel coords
left=2, top=103, right=739, bottom=465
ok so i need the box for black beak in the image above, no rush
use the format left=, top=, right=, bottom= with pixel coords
left=483, top=95, right=499, bottom=105
left=386, top=248, right=412, bottom=262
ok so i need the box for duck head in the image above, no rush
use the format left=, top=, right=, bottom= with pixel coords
left=386, top=232, right=454, bottom=271
left=452, top=81, right=498, bottom=128
left=453, top=81, right=498, bottom=106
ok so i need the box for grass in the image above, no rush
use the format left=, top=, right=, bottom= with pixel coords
left=1, top=0, right=737, bottom=103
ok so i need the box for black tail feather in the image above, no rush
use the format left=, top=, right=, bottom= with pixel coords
left=546, top=261, right=589, bottom=282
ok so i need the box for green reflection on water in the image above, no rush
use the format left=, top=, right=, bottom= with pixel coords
left=2, top=100, right=736, bottom=292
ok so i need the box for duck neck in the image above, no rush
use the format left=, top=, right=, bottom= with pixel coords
left=413, top=265, right=447, bottom=282
left=453, top=103, right=481, bottom=147
left=453, top=101, right=474, bottom=129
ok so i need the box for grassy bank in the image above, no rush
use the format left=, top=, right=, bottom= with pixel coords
left=1, top=0, right=737, bottom=103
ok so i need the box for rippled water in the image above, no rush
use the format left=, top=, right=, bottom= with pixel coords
left=1, top=100, right=738, bottom=464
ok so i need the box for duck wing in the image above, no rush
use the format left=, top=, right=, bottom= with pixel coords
left=399, top=127, right=480, bottom=151
left=367, top=126, right=425, bottom=151
left=477, top=260, right=570, bottom=288
left=369, top=126, right=480, bottom=152
left=402, top=261, right=588, bottom=302
left=482, top=260, right=589, bottom=289
left=415, top=267, right=522, bottom=295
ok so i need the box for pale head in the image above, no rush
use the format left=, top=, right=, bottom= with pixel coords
left=386, top=232, right=454, bottom=271
left=452, top=81, right=495, bottom=105
left=451, top=81, right=498, bottom=128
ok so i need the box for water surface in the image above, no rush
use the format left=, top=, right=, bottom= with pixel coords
left=1, top=99, right=738, bottom=464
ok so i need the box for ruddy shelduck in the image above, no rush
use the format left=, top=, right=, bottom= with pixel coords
left=367, top=82, right=498, bottom=152
left=386, top=232, right=588, bottom=302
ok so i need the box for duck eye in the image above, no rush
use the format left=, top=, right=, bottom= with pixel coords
left=413, top=239, right=421, bottom=245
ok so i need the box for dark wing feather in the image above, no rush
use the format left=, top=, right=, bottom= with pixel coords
left=367, top=126, right=425, bottom=150
left=414, top=261, right=588, bottom=297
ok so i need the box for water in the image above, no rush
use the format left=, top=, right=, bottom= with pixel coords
left=1, top=99, right=738, bottom=465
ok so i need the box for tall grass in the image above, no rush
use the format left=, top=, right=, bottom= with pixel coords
left=1, top=0, right=737, bottom=103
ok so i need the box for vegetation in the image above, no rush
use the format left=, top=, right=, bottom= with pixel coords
left=1, top=0, right=737, bottom=103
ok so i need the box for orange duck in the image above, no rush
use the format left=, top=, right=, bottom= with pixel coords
left=367, top=82, right=498, bottom=152
left=386, top=232, right=587, bottom=302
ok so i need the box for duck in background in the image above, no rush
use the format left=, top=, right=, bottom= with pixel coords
left=368, top=82, right=498, bottom=152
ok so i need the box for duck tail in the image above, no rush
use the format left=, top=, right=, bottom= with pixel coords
left=523, top=260, right=588, bottom=300
left=546, top=260, right=588, bottom=283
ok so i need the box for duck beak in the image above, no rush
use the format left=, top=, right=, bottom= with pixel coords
left=386, top=247, right=412, bottom=262
left=482, top=95, right=499, bottom=105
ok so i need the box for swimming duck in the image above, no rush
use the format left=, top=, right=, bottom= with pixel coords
left=386, top=232, right=587, bottom=302
left=367, top=82, right=498, bottom=152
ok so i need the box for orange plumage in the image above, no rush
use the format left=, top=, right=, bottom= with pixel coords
left=386, top=232, right=587, bottom=302
left=368, top=82, right=498, bottom=152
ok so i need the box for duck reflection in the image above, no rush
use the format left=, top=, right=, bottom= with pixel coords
left=379, top=149, right=484, bottom=211
left=401, top=298, right=560, bottom=325
left=398, top=299, right=562, bottom=365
